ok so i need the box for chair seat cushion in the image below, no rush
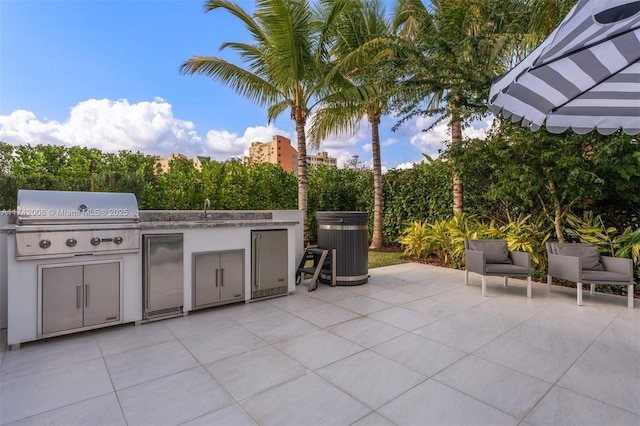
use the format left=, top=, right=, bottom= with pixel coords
left=468, top=240, right=511, bottom=264
left=555, top=244, right=604, bottom=271
left=485, top=264, right=529, bottom=275
left=582, top=270, right=630, bottom=283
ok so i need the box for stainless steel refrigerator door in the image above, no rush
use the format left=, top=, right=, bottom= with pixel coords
left=144, top=234, right=184, bottom=313
left=252, top=230, right=288, bottom=291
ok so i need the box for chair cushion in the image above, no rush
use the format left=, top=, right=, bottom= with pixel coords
left=485, top=264, right=529, bottom=275
left=582, top=270, right=630, bottom=283
left=467, top=240, right=511, bottom=264
left=555, top=244, right=604, bottom=271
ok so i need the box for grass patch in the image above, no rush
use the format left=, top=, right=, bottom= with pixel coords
left=369, top=249, right=406, bottom=269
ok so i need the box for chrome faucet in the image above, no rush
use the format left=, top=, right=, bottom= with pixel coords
left=203, top=198, right=211, bottom=218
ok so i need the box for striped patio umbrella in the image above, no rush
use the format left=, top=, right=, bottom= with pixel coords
left=489, top=0, right=640, bottom=135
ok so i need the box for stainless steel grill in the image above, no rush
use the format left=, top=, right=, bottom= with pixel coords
left=15, top=190, right=140, bottom=260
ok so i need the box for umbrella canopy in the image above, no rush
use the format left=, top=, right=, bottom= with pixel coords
left=489, top=0, right=640, bottom=135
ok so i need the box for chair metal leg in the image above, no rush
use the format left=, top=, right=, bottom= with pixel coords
left=547, top=275, right=552, bottom=292
left=590, top=284, right=595, bottom=295
left=482, top=276, right=487, bottom=297
left=577, top=282, right=583, bottom=306
left=527, top=276, right=532, bottom=298
left=465, top=270, right=469, bottom=285
left=629, top=284, right=634, bottom=308
left=504, top=276, right=508, bottom=287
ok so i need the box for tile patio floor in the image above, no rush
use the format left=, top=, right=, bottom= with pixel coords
left=0, top=263, right=638, bottom=425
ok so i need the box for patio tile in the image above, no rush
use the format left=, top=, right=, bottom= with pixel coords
left=117, top=367, right=233, bottom=426
left=395, top=281, right=457, bottom=297
left=164, top=309, right=236, bottom=339
left=291, top=303, right=360, bottom=328
left=104, top=340, right=199, bottom=390
left=180, top=325, right=267, bottom=364
left=433, top=355, right=552, bottom=419
left=317, top=350, right=426, bottom=409
left=96, top=321, right=176, bottom=357
left=307, top=285, right=357, bottom=303
left=366, top=288, right=423, bottom=305
left=240, top=372, right=370, bottom=425
left=265, top=292, right=328, bottom=312
left=343, top=283, right=387, bottom=296
left=378, top=379, right=519, bottom=425
left=218, top=301, right=285, bottom=325
left=557, top=356, right=640, bottom=415
left=368, top=306, right=438, bottom=331
left=181, top=403, right=258, bottom=426
left=327, top=317, right=405, bottom=348
left=413, top=318, right=500, bottom=353
left=4, top=393, right=126, bottom=426
left=524, top=387, right=640, bottom=426
left=333, top=295, right=393, bottom=315
left=500, top=316, right=603, bottom=358
left=350, top=412, right=396, bottom=425
left=205, top=345, right=306, bottom=400
left=0, top=334, right=102, bottom=381
left=273, top=329, right=364, bottom=370
left=371, top=333, right=466, bottom=377
left=0, top=358, right=114, bottom=424
left=474, top=333, right=577, bottom=383
left=241, top=312, right=318, bottom=343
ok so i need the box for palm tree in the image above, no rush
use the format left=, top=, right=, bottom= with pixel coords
left=180, top=0, right=355, bottom=244
left=390, top=0, right=544, bottom=214
left=309, top=0, right=393, bottom=250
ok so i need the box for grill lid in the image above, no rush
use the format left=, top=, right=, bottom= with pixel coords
left=16, top=189, right=140, bottom=225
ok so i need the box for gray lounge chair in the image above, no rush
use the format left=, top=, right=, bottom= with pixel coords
left=546, top=242, right=634, bottom=308
left=464, top=239, right=532, bottom=297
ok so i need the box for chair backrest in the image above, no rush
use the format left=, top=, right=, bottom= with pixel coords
left=465, top=239, right=511, bottom=264
left=546, top=242, right=604, bottom=271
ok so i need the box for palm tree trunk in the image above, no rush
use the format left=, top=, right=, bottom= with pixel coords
left=451, top=117, right=463, bottom=214
left=548, top=179, right=565, bottom=242
left=369, top=112, right=383, bottom=250
left=294, top=106, right=309, bottom=247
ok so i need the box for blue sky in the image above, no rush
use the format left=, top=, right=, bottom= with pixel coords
left=0, top=0, right=490, bottom=169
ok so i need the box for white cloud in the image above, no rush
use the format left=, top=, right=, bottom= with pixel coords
left=0, top=98, right=290, bottom=161
left=395, top=161, right=420, bottom=170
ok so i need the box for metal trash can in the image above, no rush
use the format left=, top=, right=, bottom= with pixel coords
left=316, top=211, right=368, bottom=285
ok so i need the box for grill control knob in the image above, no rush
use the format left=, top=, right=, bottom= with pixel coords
left=39, top=239, right=51, bottom=249
left=90, top=237, right=101, bottom=246
left=66, top=238, right=77, bottom=247
left=113, top=236, right=124, bottom=245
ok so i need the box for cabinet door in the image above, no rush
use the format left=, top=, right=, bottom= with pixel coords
left=220, top=251, right=243, bottom=302
left=83, top=262, right=121, bottom=327
left=42, top=265, right=84, bottom=334
left=194, top=253, right=220, bottom=306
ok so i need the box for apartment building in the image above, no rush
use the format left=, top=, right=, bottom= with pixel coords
left=306, top=151, right=337, bottom=168
left=244, top=135, right=338, bottom=172
left=245, top=135, right=298, bottom=173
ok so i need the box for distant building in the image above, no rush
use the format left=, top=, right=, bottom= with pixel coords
left=244, top=135, right=337, bottom=173
left=156, top=153, right=188, bottom=173
left=307, top=151, right=337, bottom=168
left=155, top=153, right=209, bottom=173
left=193, top=155, right=209, bottom=171
left=244, top=135, right=298, bottom=173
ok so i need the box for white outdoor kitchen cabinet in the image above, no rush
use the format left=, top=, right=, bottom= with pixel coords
left=193, top=250, right=244, bottom=309
left=40, top=260, right=122, bottom=336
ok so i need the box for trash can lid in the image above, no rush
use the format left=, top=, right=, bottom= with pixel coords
left=316, top=211, right=368, bottom=225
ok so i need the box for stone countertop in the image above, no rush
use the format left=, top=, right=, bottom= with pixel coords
left=1, top=210, right=301, bottom=234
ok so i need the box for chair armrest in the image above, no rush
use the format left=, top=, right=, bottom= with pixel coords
left=600, top=256, right=633, bottom=277
left=510, top=251, right=531, bottom=270
left=466, top=249, right=485, bottom=274
left=548, top=252, right=582, bottom=282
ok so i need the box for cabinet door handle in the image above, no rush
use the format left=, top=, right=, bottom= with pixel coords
left=215, top=269, right=219, bottom=287
left=220, top=268, right=224, bottom=286
left=76, top=285, right=81, bottom=309
left=85, top=284, right=90, bottom=308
